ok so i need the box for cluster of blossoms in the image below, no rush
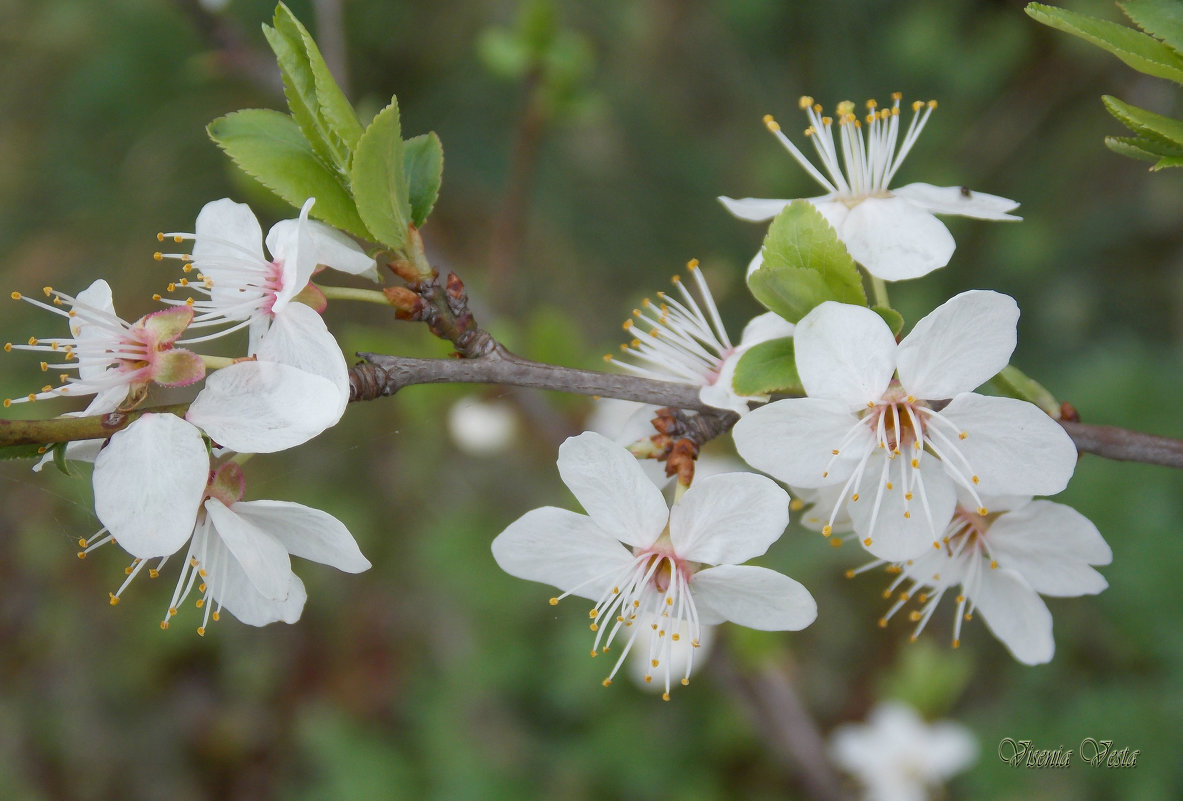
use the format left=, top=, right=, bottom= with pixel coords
left=492, top=93, right=1110, bottom=699
left=7, top=197, right=375, bottom=632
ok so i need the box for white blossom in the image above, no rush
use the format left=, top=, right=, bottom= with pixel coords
left=829, top=701, right=977, bottom=801
left=849, top=493, right=1111, bottom=665
left=605, top=260, right=794, bottom=415
left=491, top=431, right=815, bottom=699
left=734, top=291, right=1078, bottom=561
left=720, top=95, right=1019, bottom=281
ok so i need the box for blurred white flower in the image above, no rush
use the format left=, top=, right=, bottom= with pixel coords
left=491, top=431, right=815, bottom=699
left=720, top=94, right=1019, bottom=281
left=447, top=397, right=518, bottom=456
left=829, top=701, right=977, bottom=801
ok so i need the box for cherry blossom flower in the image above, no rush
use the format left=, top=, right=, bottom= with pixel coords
left=86, top=414, right=370, bottom=631
left=719, top=94, right=1019, bottom=281
left=155, top=197, right=372, bottom=414
left=848, top=493, right=1111, bottom=665
left=5, top=279, right=203, bottom=411
left=733, top=291, right=1078, bottom=562
left=605, top=260, right=794, bottom=415
left=491, top=431, right=816, bottom=699
left=829, top=701, right=977, bottom=801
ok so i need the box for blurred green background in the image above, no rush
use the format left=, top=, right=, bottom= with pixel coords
left=1, top=0, right=1181, bottom=799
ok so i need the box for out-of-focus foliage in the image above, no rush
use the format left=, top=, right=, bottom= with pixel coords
left=1, top=1, right=1181, bottom=800
left=1029, top=0, right=1183, bottom=168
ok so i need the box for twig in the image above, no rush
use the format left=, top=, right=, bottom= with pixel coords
left=1059, top=421, right=1183, bottom=469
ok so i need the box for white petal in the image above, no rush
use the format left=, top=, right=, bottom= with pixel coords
left=490, top=506, right=634, bottom=600
left=556, top=432, right=669, bottom=548
left=971, top=567, right=1055, bottom=665
left=231, top=500, right=371, bottom=573
left=795, top=302, right=896, bottom=408
left=892, top=182, right=1021, bottom=221
left=839, top=196, right=955, bottom=281
left=738, top=311, right=796, bottom=347
left=937, top=394, right=1077, bottom=496
left=302, top=220, right=378, bottom=280
left=255, top=302, right=349, bottom=415
left=733, top=398, right=869, bottom=488
left=805, top=197, right=850, bottom=232
left=717, top=196, right=790, bottom=222
left=669, top=473, right=789, bottom=565
left=186, top=361, right=343, bottom=453
left=925, top=722, right=980, bottom=777
left=194, top=198, right=266, bottom=266
left=848, top=455, right=958, bottom=561
left=698, top=380, right=753, bottom=415
left=265, top=198, right=317, bottom=312
left=92, top=414, right=207, bottom=559
left=986, top=500, right=1111, bottom=596
left=204, top=498, right=293, bottom=601
left=897, top=290, right=1018, bottom=399
left=73, top=280, right=117, bottom=382
left=201, top=519, right=306, bottom=626
left=691, top=565, right=817, bottom=630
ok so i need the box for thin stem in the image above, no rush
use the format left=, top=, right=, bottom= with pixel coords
left=869, top=274, right=890, bottom=309
left=319, top=286, right=395, bottom=306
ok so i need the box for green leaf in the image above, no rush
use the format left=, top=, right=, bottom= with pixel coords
left=731, top=337, right=802, bottom=397
left=1106, top=135, right=1183, bottom=168
left=871, top=305, right=905, bottom=337
left=1121, top=0, right=1183, bottom=55
left=1026, top=3, right=1183, bottom=83
left=272, top=3, right=363, bottom=156
left=262, top=19, right=349, bottom=175
left=1102, top=95, right=1183, bottom=147
left=51, top=441, right=75, bottom=476
left=403, top=132, right=444, bottom=229
left=747, top=200, right=865, bottom=323
left=990, top=364, right=1061, bottom=418
left=351, top=98, right=411, bottom=250
left=207, top=109, right=370, bottom=238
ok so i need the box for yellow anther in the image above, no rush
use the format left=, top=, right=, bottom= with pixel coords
left=149, top=569, right=159, bottom=579
left=964, top=613, right=973, bottom=621
left=602, top=678, right=612, bottom=687
left=680, top=678, right=689, bottom=686
left=891, top=91, right=902, bottom=101
left=212, top=611, right=220, bottom=621
left=959, top=431, right=968, bottom=440
left=173, top=235, right=184, bottom=243
left=955, top=594, right=965, bottom=603
left=972, top=475, right=980, bottom=485
left=911, top=459, right=919, bottom=468
left=153, top=252, right=163, bottom=261
left=622, top=319, right=633, bottom=331
left=185, top=298, right=194, bottom=306
left=789, top=499, right=804, bottom=512
left=863, top=537, right=873, bottom=547
left=885, top=482, right=893, bottom=490
left=9, top=291, right=20, bottom=300
left=990, top=560, right=999, bottom=569
left=686, top=258, right=699, bottom=271
left=671, top=633, right=680, bottom=641
left=797, top=96, right=813, bottom=109
left=866, top=99, right=878, bottom=110
left=878, top=618, right=888, bottom=628
left=195, top=599, right=205, bottom=609
left=156, top=232, right=165, bottom=242
left=763, top=115, right=780, bottom=133
left=651, top=622, right=658, bottom=630
left=912, top=100, right=925, bottom=112
left=909, top=611, right=922, bottom=622
left=661, top=692, right=670, bottom=702
left=76, top=551, right=85, bottom=559
left=822, top=524, right=832, bottom=537
left=851, top=493, right=859, bottom=502
left=665, top=596, right=673, bottom=606
left=548, top=597, right=559, bottom=606
left=978, top=506, right=988, bottom=516
left=830, top=538, right=843, bottom=548
left=3, top=343, right=10, bottom=352
left=928, top=100, right=938, bottom=109
left=168, top=607, right=178, bottom=617
left=905, top=492, right=913, bottom=501
left=197, top=627, right=206, bottom=637
left=952, top=638, right=960, bottom=649
left=39, top=362, right=47, bottom=371
left=588, top=609, right=598, bottom=619
left=882, top=589, right=892, bottom=599
left=108, top=593, right=119, bottom=606
left=589, top=623, right=598, bottom=631
left=590, top=650, right=598, bottom=658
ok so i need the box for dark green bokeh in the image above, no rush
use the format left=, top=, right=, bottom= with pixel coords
left=1, top=1, right=1181, bottom=799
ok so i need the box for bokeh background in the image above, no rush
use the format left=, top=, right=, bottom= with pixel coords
left=1, top=0, right=1181, bottom=799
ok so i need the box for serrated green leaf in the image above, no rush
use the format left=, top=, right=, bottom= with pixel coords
left=747, top=200, right=865, bottom=323
left=351, top=98, right=411, bottom=250
left=0, top=442, right=49, bottom=461
left=1105, top=136, right=1163, bottom=163
left=262, top=21, right=349, bottom=175
left=731, top=337, right=802, bottom=397
left=1102, top=95, right=1183, bottom=150
left=1121, top=0, right=1183, bottom=55
left=273, top=3, right=364, bottom=155
left=871, top=305, right=905, bottom=337
left=208, top=109, right=370, bottom=238
left=403, top=132, right=443, bottom=229
left=1026, top=2, right=1183, bottom=83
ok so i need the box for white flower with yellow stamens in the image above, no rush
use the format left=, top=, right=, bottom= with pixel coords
left=4, top=279, right=203, bottom=411
left=720, top=94, right=1020, bottom=281
left=733, top=291, right=1078, bottom=562
left=847, top=492, right=1111, bottom=665
left=605, top=260, right=794, bottom=415
left=491, top=431, right=816, bottom=699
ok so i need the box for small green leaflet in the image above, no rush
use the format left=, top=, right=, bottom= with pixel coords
left=403, top=132, right=444, bottom=229
left=747, top=200, right=866, bottom=323
left=1026, top=3, right=1183, bottom=84
left=731, top=337, right=802, bottom=397
left=351, top=98, right=412, bottom=250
